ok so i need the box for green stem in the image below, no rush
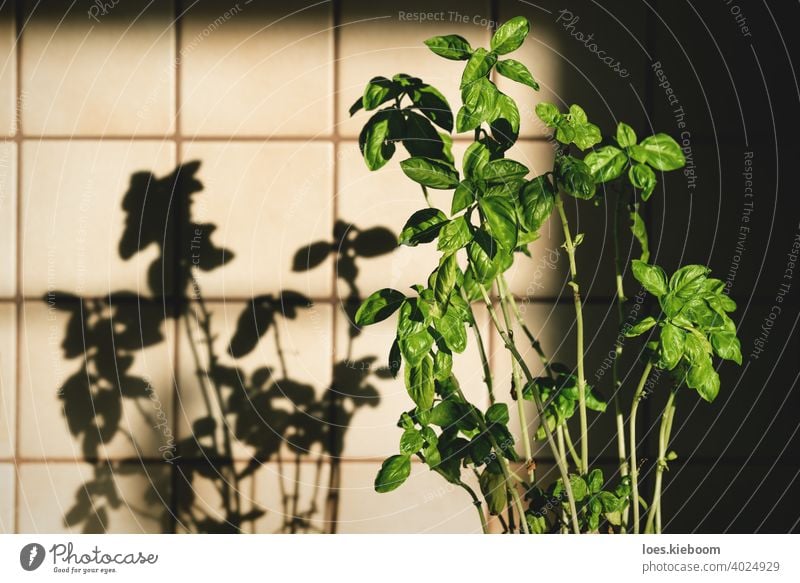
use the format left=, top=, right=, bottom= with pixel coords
left=555, top=195, right=589, bottom=474
left=645, top=389, right=677, bottom=534
left=460, top=287, right=495, bottom=404
left=497, top=279, right=534, bottom=483
left=562, top=423, right=583, bottom=472
left=477, top=283, right=581, bottom=534
left=629, top=360, right=654, bottom=534
left=451, top=378, right=529, bottom=534
left=499, top=275, right=552, bottom=377
left=612, top=190, right=631, bottom=533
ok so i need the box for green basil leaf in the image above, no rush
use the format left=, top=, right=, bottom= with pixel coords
left=463, top=141, right=491, bottom=178
left=405, top=354, right=435, bottom=410
left=571, top=122, right=602, bottom=150
left=710, top=330, right=742, bottom=365
left=424, top=34, right=472, bottom=60
left=468, top=229, right=499, bottom=283
left=638, top=133, right=685, bottom=171
left=587, top=468, right=604, bottom=494
left=397, top=299, right=428, bottom=338
left=401, top=110, right=449, bottom=161
left=438, top=215, right=473, bottom=253
left=485, top=402, right=509, bottom=425
left=584, top=145, right=627, bottom=183
left=398, top=208, right=449, bottom=246
left=489, top=93, right=520, bottom=149
left=461, top=47, right=497, bottom=88
left=452, top=180, right=476, bottom=214
left=358, top=110, right=396, bottom=170
left=374, top=454, right=411, bottom=493
left=436, top=310, right=467, bottom=353
left=429, top=400, right=460, bottom=427
left=479, top=466, right=508, bottom=515
left=616, top=122, right=637, bottom=148
left=625, top=316, right=658, bottom=337
left=399, top=428, right=424, bottom=455
left=630, top=205, right=650, bottom=262
left=660, top=323, right=685, bottom=370
left=410, top=83, right=453, bottom=132
left=348, top=96, right=364, bottom=117
left=433, top=349, right=453, bottom=381
left=490, top=16, right=530, bottom=55
left=400, top=329, right=434, bottom=367
left=585, top=387, right=607, bottom=412
left=495, top=58, right=539, bottom=90
left=421, top=427, right=441, bottom=467
left=519, top=175, right=555, bottom=232
left=457, top=78, right=498, bottom=132
left=363, top=76, right=398, bottom=110
left=687, top=359, right=720, bottom=403
left=555, top=156, right=596, bottom=200
left=479, top=195, right=518, bottom=250
left=400, top=157, right=460, bottom=189
left=628, top=163, right=657, bottom=201
left=355, top=289, right=406, bottom=325
left=669, top=265, right=710, bottom=299
left=480, top=159, right=529, bottom=183
left=632, top=260, right=668, bottom=297
left=570, top=475, right=589, bottom=501
left=434, top=253, right=458, bottom=305
left=535, top=102, right=560, bottom=126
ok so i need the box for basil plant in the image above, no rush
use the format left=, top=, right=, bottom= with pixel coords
left=350, top=17, right=741, bottom=534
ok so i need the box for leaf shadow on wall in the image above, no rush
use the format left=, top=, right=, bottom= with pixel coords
left=47, top=162, right=395, bottom=533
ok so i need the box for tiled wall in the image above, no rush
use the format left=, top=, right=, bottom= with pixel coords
left=0, top=0, right=797, bottom=534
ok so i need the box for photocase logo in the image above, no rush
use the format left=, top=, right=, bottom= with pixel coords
left=19, top=543, right=46, bottom=571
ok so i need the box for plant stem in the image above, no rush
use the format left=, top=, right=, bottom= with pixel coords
left=562, top=423, right=583, bottom=471
left=460, top=288, right=495, bottom=404
left=451, top=378, right=529, bottom=534
left=477, top=283, right=581, bottom=534
left=612, top=190, right=631, bottom=532
left=555, top=195, right=589, bottom=474
left=499, top=275, right=552, bottom=377
left=497, top=279, right=535, bottom=483
left=629, top=360, right=653, bottom=534
left=645, top=388, right=677, bottom=534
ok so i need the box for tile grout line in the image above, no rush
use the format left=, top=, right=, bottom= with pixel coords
left=12, top=0, right=21, bottom=535
left=327, top=0, right=341, bottom=535
left=3, top=134, right=555, bottom=143
left=170, top=0, right=182, bottom=535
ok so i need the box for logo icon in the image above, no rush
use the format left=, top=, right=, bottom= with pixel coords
left=19, top=543, right=46, bottom=571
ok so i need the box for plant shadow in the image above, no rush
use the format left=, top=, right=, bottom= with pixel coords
left=48, top=161, right=396, bottom=533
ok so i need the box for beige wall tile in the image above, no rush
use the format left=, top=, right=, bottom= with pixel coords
left=21, top=140, right=176, bottom=297
left=0, top=304, right=15, bottom=458
left=180, top=1, right=333, bottom=137
left=496, top=1, right=649, bottom=138
left=0, top=142, right=15, bottom=297
left=337, top=141, right=478, bottom=298
left=0, top=5, right=15, bottom=137
left=0, top=463, right=13, bottom=532
left=17, top=462, right=170, bottom=533
left=339, top=0, right=491, bottom=137
left=251, top=460, right=331, bottom=533
left=337, top=460, right=482, bottom=533
left=177, top=301, right=333, bottom=461
left=19, top=301, right=175, bottom=459
left=182, top=141, right=333, bottom=298
left=175, top=461, right=257, bottom=533
left=21, top=0, right=175, bottom=136
left=334, top=304, right=491, bottom=459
